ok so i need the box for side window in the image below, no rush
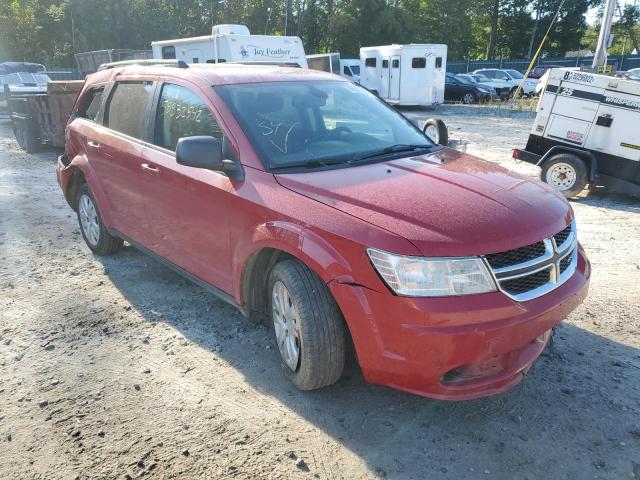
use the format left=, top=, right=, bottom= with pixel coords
left=382, top=59, right=389, bottom=69
left=496, top=72, right=508, bottom=80
left=77, top=86, right=104, bottom=122
left=154, top=83, right=223, bottom=152
left=435, top=57, right=443, bottom=69
left=392, top=59, right=400, bottom=68
left=343, top=66, right=351, bottom=75
left=483, top=71, right=495, bottom=79
left=412, top=58, right=426, bottom=69
left=105, top=82, right=155, bottom=140
left=162, top=46, right=176, bottom=59
left=365, top=58, right=376, bottom=67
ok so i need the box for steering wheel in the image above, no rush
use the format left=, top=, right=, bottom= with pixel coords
left=324, top=126, right=352, bottom=140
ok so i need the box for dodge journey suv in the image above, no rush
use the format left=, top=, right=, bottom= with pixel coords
left=57, top=62, right=590, bottom=400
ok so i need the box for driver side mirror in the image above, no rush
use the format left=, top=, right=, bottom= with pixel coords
left=176, top=136, right=244, bottom=181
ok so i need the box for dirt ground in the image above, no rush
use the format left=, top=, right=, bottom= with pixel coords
left=1, top=106, right=639, bottom=480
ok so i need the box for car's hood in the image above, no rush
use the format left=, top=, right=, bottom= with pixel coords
left=275, top=148, right=573, bottom=257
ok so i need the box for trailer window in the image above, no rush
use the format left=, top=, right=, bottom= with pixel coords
left=382, top=60, right=389, bottom=68
left=412, top=58, right=426, bottom=69
left=365, top=58, right=376, bottom=67
left=105, top=81, right=155, bottom=140
left=77, top=87, right=104, bottom=122
left=392, top=59, right=400, bottom=68
left=154, top=83, right=223, bottom=152
left=435, top=57, right=443, bottom=69
left=162, top=46, right=176, bottom=60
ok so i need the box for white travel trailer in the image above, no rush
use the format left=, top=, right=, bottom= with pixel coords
left=151, top=24, right=308, bottom=67
left=360, top=44, right=447, bottom=106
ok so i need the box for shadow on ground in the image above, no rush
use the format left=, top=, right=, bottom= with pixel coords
left=94, top=241, right=640, bottom=480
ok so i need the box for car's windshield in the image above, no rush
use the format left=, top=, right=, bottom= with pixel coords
left=456, top=75, right=476, bottom=83
left=215, top=81, right=435, bottom=170
left=473, top=74, right=491, bottom=83
left=627, top=70, right=640, bottom=80
left=349, top=65, right=360, bottom=75
left=506, top=69, right=524, bottom=79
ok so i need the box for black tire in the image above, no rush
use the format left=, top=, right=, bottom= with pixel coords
left=76, top=184, right=123, bottom=255
left=540, top=153, right=588, bottom=198
left=423, top=118, right=449, bottom=146
left=268, top=259, right=346, bottom=390
left=461, top=92, right=476, bottom=104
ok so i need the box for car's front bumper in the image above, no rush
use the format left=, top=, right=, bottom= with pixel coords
left=329, top=246, right=590, bottom=400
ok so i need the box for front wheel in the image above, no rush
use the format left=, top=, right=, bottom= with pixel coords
left=462, top=92, right=476, bottom=104
left=268, top=259, right=346, bottom=390
left=541, top=153, right=588, bottom=198
left=76, top=184, right=123, bottom=255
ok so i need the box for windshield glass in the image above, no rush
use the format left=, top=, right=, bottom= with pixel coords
left=627, top=71, right=640, bottom=80
left=215, top=81, right=434, bottom=170
left=506, top=69, right=524, bottom=79
left=473, top=74, right=491, bottom=83
left=454, top=75, right=474, bottom=85
left=457, top=75, right=476, bottom=83
left=350, top=65, right=360, bottom=75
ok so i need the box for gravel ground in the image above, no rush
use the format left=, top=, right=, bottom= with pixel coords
left=1, top=106, right=639, bottom=480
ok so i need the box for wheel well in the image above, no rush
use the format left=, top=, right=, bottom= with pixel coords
left=66, top=167, right=86, bottom=211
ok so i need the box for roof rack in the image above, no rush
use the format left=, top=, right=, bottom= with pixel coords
left=98, top=59, right=189, bottom=71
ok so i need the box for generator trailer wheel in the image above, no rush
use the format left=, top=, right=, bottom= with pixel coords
left=541, top=153, right=588, bottom=198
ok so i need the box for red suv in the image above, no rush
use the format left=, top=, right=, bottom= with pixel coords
left=57, top=63, right=590, bottom=400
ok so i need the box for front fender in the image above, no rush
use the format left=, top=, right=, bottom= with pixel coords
left=232, top=220, right=359, bottom=303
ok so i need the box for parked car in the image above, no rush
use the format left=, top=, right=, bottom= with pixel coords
left=473, top=68, right=538, bottom=96
left=529, top=65, right=563, bottom=79
left=613, top=70, right=640, bottom=81
left=445, top=72, right=495, bottom=103
left=456, top=73, right=509, bottom=98
left=57, top=61, right=590, bottom=401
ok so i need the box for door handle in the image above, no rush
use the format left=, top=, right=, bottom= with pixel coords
left=141, top=163, right=160, bottom=174
left=87, top=140, right=101, bottom=148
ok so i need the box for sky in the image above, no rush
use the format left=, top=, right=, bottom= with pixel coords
left=586, top=0, right=637, bottom=24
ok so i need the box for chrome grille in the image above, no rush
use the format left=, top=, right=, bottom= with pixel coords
left=483, top=222, right=578, bottom=302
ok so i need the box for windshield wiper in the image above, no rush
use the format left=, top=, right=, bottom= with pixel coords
left=351, top=144, right=434, bottom=162
left=271, top=157, right=350, bottom=171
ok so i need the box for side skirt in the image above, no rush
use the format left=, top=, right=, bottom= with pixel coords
left=110, top=229, right=249, bottom=317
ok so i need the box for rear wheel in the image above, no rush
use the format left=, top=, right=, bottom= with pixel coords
left=541, top=153, right=588, bottom=198
left=462, top=92, right=476, bottom=104
left=76, top=184, right=123, bottom=255
left=268, top=259, right=346, bottom=390
left=423, top=118, right=448, bottom=146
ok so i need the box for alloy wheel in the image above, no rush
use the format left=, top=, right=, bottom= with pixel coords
left=271, top=280, right=301, bottom=372
left=78, top=193, right=100, bottom=247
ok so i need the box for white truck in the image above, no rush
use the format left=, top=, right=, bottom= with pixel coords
left=306, top=53, right=360, bottom=83
left=359, top=44, right=447, bottom=107
left=513, top=68, right=640, bottom=197
left=151, top=24, right=307, bottom=68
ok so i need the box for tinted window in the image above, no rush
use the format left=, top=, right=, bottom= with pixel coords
left=106, top=82, right=154, bottom=140
left=78, top=87, right=104, bottom=122
left=392, top=59, right=400, bottom=68
left=365, top=58, right=376, bottom=67
left=154, top=83, right=223, bottom=151
left=412, top=58, right=426, bottom=69
left=162, top=46, right=176, bottom=59
left=343, top=66, right=351, bottom=75
left=435, top=57, right=443, bottom=69
left=382, top=59, right=389, bottom=68
left=482, top=70, right=496, bottom=78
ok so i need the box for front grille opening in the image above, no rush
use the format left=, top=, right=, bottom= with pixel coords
left=554, top=224, right=572, bottom=248
left=441, top=355, right=505, bottom=385
left=559, top=250, right=574, bottom=273
left=485, top=241, right=546, bottom=269
left=501, top=268, right=551, bottom=295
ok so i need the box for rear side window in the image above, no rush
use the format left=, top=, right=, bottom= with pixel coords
left=482, top=71, right=496, bottom=78
left=154, top=83, right=223, bottom=152
left=162, top=46, right=176, bottom=59
left=392, top=59, right=400, bottom=68
left=77, top=86, right=104, bottom=122
left=412, top=58, right=426, bottom=69
left=382, top=59, right=389, bottom=68
left=365, top=58, right=376, bottom=67
left=435, top=57, right=443, bottom=69
left=106, top=82, right=154, bottom=140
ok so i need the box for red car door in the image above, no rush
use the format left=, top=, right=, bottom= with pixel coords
left=86, top=80, right=156, bottom=242
left=138, top=81, right=235, bottom=293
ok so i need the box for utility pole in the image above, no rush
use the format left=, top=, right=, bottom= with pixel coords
left=592, top=0, right=616, bottom=70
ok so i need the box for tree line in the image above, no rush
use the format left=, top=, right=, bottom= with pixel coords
left=1, top=0, right=638, bottom=69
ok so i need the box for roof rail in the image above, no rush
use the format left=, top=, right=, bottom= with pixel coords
left=98, top=59, right=189, bottom=71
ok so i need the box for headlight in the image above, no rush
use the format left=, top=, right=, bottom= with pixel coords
left=367, top=248, right=497, bottom=297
